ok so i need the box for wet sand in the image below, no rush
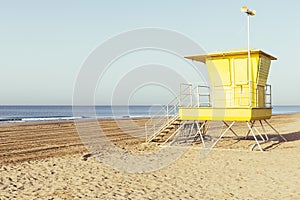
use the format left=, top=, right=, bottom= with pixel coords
left=0, top=114, right=299, bottom=199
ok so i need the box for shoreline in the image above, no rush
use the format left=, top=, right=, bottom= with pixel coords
left=0, top=115, right=151, bottom=124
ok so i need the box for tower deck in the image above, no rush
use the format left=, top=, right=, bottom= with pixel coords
left=179, top=107, right=272, bottom=121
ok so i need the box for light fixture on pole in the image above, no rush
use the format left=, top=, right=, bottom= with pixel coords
left=241, top=6, right=256, bottom=89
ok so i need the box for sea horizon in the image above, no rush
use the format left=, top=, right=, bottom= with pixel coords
left=0, top=105, right=300, bottom=123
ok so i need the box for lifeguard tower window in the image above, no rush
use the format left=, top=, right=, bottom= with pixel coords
left=234, top=58, right=248, bottom=84
left=207, top=59, right=231, bottom=86
left=257, top=56, right=271, bottom=85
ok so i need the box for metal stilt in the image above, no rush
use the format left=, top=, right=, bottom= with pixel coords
left=247, top=122, right=264, bottom=151
left=253, top=126, right=266, bottom=142
left=196, top=120, right=208, bottom=148
left=210, top=121, right=236, bottom=149
left=259, top=120, right=269, bottom=141
left=223, top=121, right=240, bottom=140
left=245, top=120, right=256, bottom=139
left=263, top=119, right=287, bottom=142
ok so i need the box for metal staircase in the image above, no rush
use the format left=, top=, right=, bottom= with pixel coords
left=145, top=83, right=209, bottom=144
left=145, top=96, right=181, bottom=143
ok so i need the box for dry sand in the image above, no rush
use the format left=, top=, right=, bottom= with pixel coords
left=0, top=114, right=300, bottom=199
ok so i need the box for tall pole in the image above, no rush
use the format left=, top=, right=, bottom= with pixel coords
left=247, top=14, right=251, bottom=106
left=241, top=6, right=256, bottom=106
left=247, top=14, right=251, bottom=83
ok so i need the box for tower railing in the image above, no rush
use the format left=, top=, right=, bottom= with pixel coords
left=180, top=81, right=272, bottom=108
left=179, top=83, right=211, bottom=107
left=195, top=85, right=211, bottom=107
left=179, top=83, right=193, bottom=107
left=265, top=84, right=272, bottom=108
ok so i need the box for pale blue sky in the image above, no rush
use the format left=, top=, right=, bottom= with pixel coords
left=0, top=1, right=299, bottom=105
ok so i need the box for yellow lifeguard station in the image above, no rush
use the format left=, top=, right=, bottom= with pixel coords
left=180, top=49, right=275, bottom=121
left=145, top=49, right=286, bottom=151
left=178, top=49, right=287, bottom=151
left=145, top=6, right=287, bottom=151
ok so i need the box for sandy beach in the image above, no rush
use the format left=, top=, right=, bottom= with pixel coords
left=0, top=114, right=300, bottom=199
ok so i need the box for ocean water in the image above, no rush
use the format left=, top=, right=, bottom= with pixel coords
left=272, top=106, right=300, bottom=115
left=0, top=105, right=299, bottom=123
left=0, top=105, right=164, bottom=123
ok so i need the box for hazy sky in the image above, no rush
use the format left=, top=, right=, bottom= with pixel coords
left=1, top=1, right=299, bottom=105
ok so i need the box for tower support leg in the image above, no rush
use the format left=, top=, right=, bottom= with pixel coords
left=259, top=120, right=269, bottom=141
left=196, top=120, right=208, bottom=148
left=210, top=121, right=236, bottom=149
left=246, top=121, right=264, bottom=151
left=263, top=119, right=287, bottom=142
left=223, top=121, right=240, bottom=140
left=245, top=120, right=255, bottom=139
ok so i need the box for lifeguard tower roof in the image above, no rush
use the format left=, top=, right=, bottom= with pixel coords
left=185, top=49, right=277, bottom=63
